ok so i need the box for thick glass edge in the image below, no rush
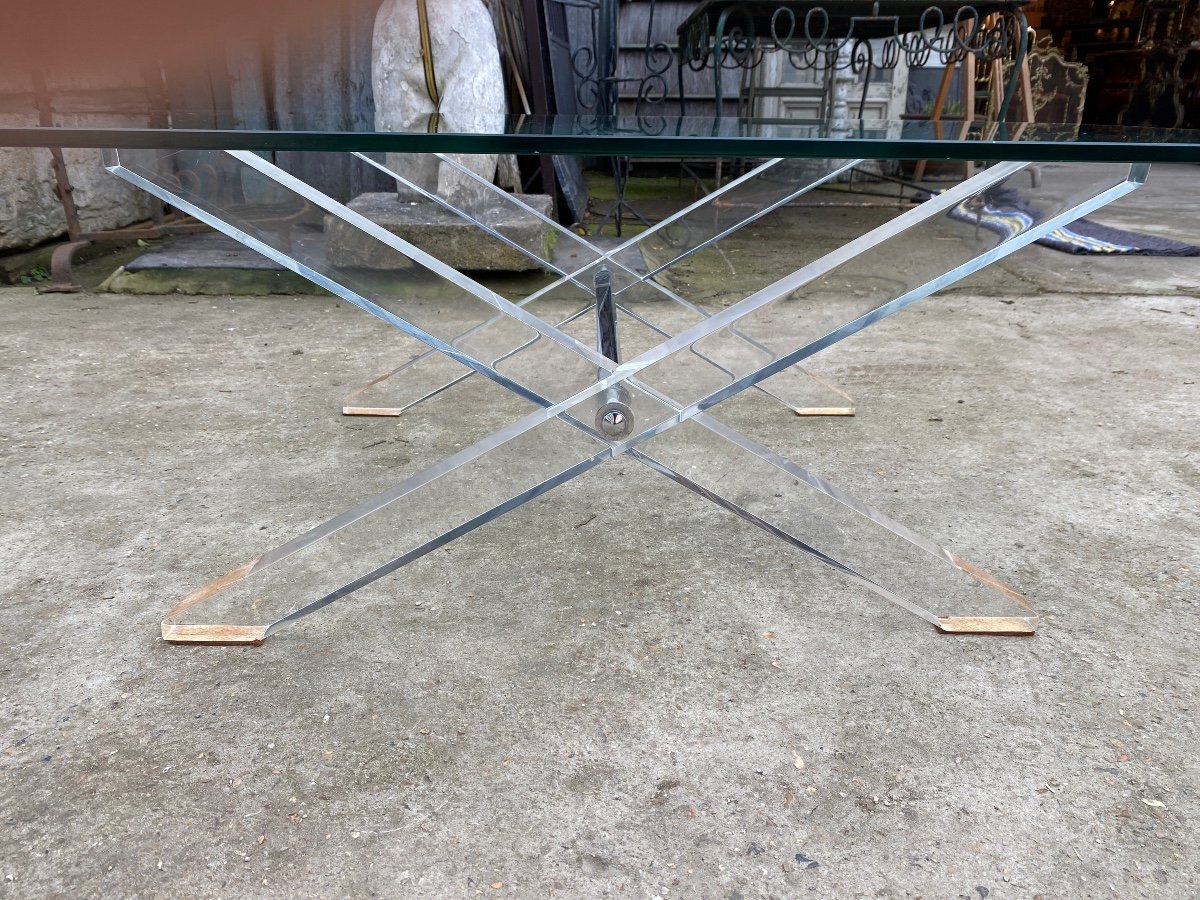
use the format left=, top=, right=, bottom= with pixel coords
left=3, top=126, right=1199, bottom=163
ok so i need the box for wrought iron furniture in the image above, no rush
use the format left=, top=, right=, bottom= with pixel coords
left=676, top=1, right=1033, bottom=125
left=549, top=2, right=1036, bottom=233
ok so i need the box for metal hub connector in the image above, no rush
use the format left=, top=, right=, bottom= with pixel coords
left=596, top=400, right=634, bottom=438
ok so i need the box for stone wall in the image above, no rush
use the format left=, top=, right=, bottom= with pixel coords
left=0, top=71, right=155, bottom=253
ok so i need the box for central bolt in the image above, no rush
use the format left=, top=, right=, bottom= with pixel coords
left=595, top=399, right=634, bottom=438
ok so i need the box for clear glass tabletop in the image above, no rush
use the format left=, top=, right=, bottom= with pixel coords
left=2, top=116, right=1199, bottom=163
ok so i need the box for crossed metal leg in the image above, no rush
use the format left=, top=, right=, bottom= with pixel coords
left=105, top=148, right=1147, bottom=643
left=341, top=153, right=858, bottom=419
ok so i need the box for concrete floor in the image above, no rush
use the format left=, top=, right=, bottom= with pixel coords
left=1, top=164, right=1198, bottom=898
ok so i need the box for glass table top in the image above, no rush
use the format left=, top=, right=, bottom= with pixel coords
left=2, top=116, right=1199, bottom=163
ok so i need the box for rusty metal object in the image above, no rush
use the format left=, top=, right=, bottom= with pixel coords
left=25, top=63, right=212, bottom=290
left=42, top=240, right=94, bottom=293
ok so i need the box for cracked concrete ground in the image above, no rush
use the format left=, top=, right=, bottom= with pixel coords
left=0, top=164, right=1197, bottom=898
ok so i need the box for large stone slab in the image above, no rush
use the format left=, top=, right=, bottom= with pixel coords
left=372, top=0, right=513, bottom=208
left=324, top=193, right=555, bottom=272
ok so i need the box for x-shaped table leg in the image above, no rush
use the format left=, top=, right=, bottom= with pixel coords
left=106, top=149, right=1147, bottom=643
left=341, top=153, right=858, bottom=419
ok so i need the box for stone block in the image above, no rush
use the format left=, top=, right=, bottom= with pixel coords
left=373, top=0, right=512, bottom=208
left=0, top=107, right=156, bottom=252
left=324, top=193, right=555, bottom=272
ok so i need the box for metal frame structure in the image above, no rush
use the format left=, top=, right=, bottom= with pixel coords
left=676, top=1, right=1032, bottom=127
left=340, top=151, right=857, bottom=419
left=97, top=145, right=1150, bottom=645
